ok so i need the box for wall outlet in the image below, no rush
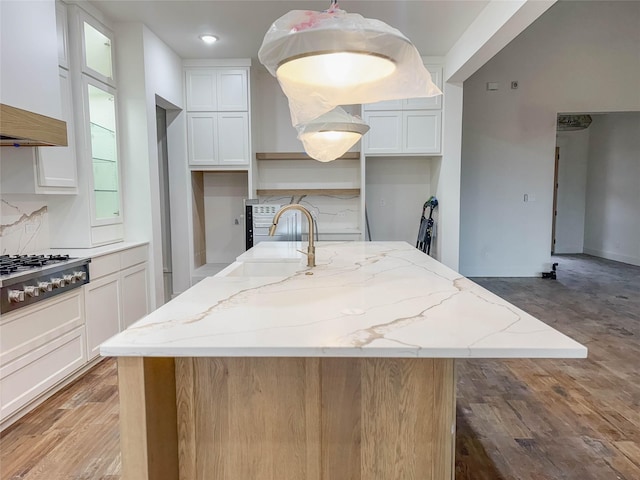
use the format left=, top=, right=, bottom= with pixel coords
left=511, top=81, right=519, bottom=89
left=380, top=198, right=386, bottom=207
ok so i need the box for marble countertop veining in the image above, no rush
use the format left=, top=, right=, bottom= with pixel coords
left=100, top=241, right=587, bottom=359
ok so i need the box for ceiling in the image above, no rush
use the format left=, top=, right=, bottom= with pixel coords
left=89, top=0, right=490, bottom=61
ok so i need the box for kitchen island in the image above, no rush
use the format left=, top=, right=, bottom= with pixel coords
left=101, top=241, right=586, bottom=480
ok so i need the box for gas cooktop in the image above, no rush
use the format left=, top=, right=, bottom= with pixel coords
left=0, top=254, right=92, bottom=314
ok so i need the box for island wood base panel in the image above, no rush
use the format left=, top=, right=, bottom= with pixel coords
left=117, top=357, right=456, bottom=480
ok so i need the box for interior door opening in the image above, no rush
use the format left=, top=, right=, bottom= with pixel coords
left=156, top=106, right=173, bottom=302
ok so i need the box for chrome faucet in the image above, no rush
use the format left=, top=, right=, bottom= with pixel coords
left=269, top=204, right=316, bottom=267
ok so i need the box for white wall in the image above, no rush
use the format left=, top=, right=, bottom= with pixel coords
left=460, top=0, right=640, bottom=276
left=555, top=129, right=590, bottom=254
left=365, top=157, right=432, bottom=245
left=115, top=22, right=185, bottom=307
left=584, top=113, right=640, bottom=266
left=203, top=172, right=248, bottom=264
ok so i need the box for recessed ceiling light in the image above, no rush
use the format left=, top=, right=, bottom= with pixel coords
left=199, top=34, right=218, bottom=45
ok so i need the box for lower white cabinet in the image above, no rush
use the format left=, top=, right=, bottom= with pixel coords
left=0, top=244, right=150, bottom=430
left=121, top=263, right=149, bottom=329
left=0, top=290, right=86, bottom=424
left=84, top=273, right=121, bottom=360
left=363, top=110, right=442, bottom=155
left=85, top=244, right=149, bottom=360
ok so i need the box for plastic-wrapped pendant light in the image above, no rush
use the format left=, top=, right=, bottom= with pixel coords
left=297, top=107, right=369, bottom=162
left=259, top=2, right=442, bottom=126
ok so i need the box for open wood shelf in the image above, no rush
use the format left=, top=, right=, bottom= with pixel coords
left=256, top=188, right=361, bottom=196
left=256, top=152, right=360, bottom=161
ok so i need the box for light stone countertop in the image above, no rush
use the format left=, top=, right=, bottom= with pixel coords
left=48, top=241, right=148, bottom=259
left=100, top=241, right=587, bottom=359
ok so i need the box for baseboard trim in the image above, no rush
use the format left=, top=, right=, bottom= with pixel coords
left=583, top=248, right=640, bottom=267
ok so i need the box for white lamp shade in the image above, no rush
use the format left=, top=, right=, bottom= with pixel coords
left=297, top=107, right=369, bottom=162
left=259, top=8, right=442, bottom=125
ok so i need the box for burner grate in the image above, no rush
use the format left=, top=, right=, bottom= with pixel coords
left=0, top=254, right=72, bottom=275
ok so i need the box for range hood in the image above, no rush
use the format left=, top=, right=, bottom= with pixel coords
left=0, top=103, right=67, bottom=147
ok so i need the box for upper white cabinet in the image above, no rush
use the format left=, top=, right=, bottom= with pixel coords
left=187, top=112, right=249, bottom=166
left=37, top=67, right=78, bottom=191
left=186, top=69, right=248, bottom=111
left=185, top=66, right=251, bottom=167
left=362, top=111, right=441, bottom=155
left=78, top=10, right=115, bottom=87
left=362, top=112, right=403, bottom=154
left=56, top=1, right=69, bottom=69
left=0, top=3, right=77, bottom=195
left=363, top=64, right=443, bottom=155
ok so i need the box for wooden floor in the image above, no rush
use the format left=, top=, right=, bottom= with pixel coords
left=1, top=254, right=638, bottom=479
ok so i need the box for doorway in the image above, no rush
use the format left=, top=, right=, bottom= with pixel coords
left=553, top=112, right=639, bottom=266
left=551, top=146, right=559, bottom=253
left=156, top=106, right=173, bottom=302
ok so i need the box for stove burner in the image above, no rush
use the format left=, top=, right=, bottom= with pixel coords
left=0, top=254, right=73, bottom=276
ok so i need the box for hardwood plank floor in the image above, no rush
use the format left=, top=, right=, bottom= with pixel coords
left=456, top=254, right=640, bottom=480
left=1, top=254, right=638, bottom=479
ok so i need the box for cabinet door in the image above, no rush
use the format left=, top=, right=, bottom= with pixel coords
left=217, top=112, right=249, bottom=165
left=217, top=69, right=248, bottom=111
left=186, top=69, right=217, bottom=111
left=363, top=99, right=403, bottom=111
left=55, top=1, right=69, bottom=69
left=84, top=273, right=121, bottom=360
left=36, top=67, right=77, bottom=190
left=404, top=66, right=443, bottom=110
left=187, top=113, right=218, bottom=165
left=120, top=264, right=149, bottom=330
left=78, top=10, right=115, bottom=86
left=363, top=111, right=403, bottom=154
left=403, top=111, right=441, bottom=154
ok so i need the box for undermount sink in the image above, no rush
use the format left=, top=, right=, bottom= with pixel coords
left=218, top=261, right=307, bottom=277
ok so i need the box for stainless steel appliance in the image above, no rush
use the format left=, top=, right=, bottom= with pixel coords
left=0, top=254, right=91, bottom=314
left=245, top=201, right=301, bottom=250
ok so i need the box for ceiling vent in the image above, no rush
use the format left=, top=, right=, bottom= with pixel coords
left=557, top=114, right=592, bottom=131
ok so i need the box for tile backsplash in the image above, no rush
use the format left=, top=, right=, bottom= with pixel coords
left=0, top=196, right=50, bottom=254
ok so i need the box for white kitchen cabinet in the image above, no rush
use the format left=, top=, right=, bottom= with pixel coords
left=404, top=65, right=443, bottom=110
left=363, top=110, right=441, bottom=155
left=218, top=112, right=249, bottom=164
left=187, top=112, right=249, bottom=166
left=56, top=1, right=69, bottom=69
left=84, top=244, right=149, bottom=359
left=362, top=64, right=443, bottom=155
left=362, top=111, right=403, bottom=154
left=403, top=111, right=442, bottom=154
left=77, top=9, right=115, bottom=87
left=186, top=68, right=248, bottom=112
left=84, top=273, right=120, bottom=360
left=120, top=263, right=149, bottom=329
left=36, top=67, right=78, bottom=191
left=0, top=11, right=78, bottom=195
left=0, top=290, right=86, bottom=425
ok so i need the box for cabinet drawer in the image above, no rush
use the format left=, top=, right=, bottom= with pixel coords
left=120, top=245, right=148, bottom=270
left=89, top=252, right=120, bottom=279
left=0, top=290, right=84, bottom=366
left=0, top=327, right=86, bottom=421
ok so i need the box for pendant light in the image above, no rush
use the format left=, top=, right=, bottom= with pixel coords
left=297, top=107, right=369, bottom=162
left=259, top=2, right=442, bottom=126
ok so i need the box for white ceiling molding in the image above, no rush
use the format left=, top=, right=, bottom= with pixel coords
left=445, top=0, right=556, bottom=84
